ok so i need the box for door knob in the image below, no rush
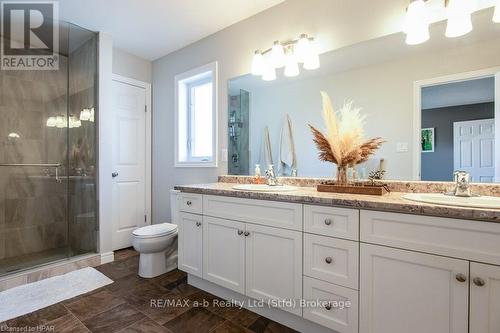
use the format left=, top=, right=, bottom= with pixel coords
left=237, top=230, right=244, bottom=236
left=244, top=231, right=250, bottom=237
left=325, top=303, right=332, bottom=311
left=473, top=277, right=486, bottom=287
left=455, top=273, right=467, bottom=283
left=324, top=218, right=332, bottom=226
left=325, top=257, right=333, bottom=264
left=195, top=221, right=202, bottom=227
left=112, top=172, right=119, bottom=178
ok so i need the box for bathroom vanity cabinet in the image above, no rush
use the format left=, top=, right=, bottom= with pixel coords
left=176, top=191, right=500, bottom=333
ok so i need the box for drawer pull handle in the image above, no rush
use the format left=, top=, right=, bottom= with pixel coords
left=325, top=303, right=332, bottom=311
left=186, top=201, right=192, bottom=206
left=473, top=277, right=486, bottom=287
left=244, top=231, right=250, bottom=237
left=455, top=273, right=467, bottom=283
left=325, top=257, right=333, bottom=264
left=195, top=221, right=202, bottom=227
left=237, top=230, right=244, bottom=236
left=324, top=218, right=332, bottom=226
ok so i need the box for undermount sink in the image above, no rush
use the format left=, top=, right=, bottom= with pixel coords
left=403, top=193, right=500, bottom=209
left=232, top=184, right=298, bottom=192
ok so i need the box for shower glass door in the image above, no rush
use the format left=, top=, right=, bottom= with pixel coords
left=0, top=21, right=98, bottom=276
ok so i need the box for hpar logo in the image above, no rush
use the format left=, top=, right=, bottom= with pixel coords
left=1, top=1, right=59, bottom=70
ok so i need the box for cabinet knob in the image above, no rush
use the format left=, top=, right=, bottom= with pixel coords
left=244, top=231, right=250, bottom=237
left=237, top=230, right=244, bottom=236
left=473, top=277, right=486, bottom=287
left=324, top=218, right=333, bottom=226
left=325, top=257, right=333, bottom=264
left=455, top=273, right=467, bottom=283
left=195, top=221, right=202, bottom=227
left=186, top=201, right=192, bottom=206
left=325, top=303, right=332, bottom=311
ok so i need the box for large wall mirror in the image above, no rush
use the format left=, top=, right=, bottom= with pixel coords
left=227, top=8, right=499, bottom=182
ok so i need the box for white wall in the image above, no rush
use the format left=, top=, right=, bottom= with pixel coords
left=245, top=37, right=500, bottom=180
left=113, top=47, right=152, bottom=83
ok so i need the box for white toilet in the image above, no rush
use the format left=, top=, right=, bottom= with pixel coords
left=131, top=190, right=180, bottom=278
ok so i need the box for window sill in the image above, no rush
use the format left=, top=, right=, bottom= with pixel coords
left=175, top=161, right=218, bottom=168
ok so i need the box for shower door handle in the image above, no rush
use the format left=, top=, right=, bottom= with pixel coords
left=112, top=172, right=119, bottom=178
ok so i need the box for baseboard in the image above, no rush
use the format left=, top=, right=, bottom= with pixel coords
left=100, top=252, right=115, bottom=265
left=188, top=274, right=335, bottom=333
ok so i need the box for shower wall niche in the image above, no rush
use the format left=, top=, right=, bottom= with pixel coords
left=0, top=23, right=98, bottom=276
left=228, top=90, right=250, bottom=175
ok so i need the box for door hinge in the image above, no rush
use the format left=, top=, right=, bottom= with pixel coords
left=144, top=215, right=147, bottom=223
left=144, top=105, right=147, bottom=113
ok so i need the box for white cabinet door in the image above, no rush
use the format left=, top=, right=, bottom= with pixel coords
left=245, top=223, right=302, bottom=316
left=203, top=216, right=245, bottom=293
left=360, top=244, right=468, bottom=333
left=470, top=262, right=500, bottom=333
left=178, top=212, right=203, bottom=277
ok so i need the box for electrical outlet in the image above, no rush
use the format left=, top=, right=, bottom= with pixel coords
left=396, top=142, right=409, bottom=152
left=220, top=149, right=228, bottom=162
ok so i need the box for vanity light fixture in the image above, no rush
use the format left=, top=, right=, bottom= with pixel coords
left=445, top=0, right=476, bottom=38
left=251, top=50, right=264, bottom=75
left=493, top=0, right=500, bottom=22
left=251, top=33, right=320, bottom=81
left=404, top=0, right=430, bottom=45
left=46, top=117, right=57, bottom=127
left=271, top=41, right=286, bottom=68
left=284, top=49, right=299, bottom=77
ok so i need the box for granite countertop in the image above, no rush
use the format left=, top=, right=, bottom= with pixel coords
left=174, top=182, right=500, bottom=223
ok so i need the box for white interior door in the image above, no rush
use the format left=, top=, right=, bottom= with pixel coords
left=111, top=79, right=147, bottom=250
left=453, top=118, right=495, bottom=183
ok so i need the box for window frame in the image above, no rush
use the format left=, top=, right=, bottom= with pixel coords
left=175, top=61, right=218, bottom=168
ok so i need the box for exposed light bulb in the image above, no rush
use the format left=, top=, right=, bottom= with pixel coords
left=303, top=38, right=320, bottom=70
left=295, top=34, right=310, bottom=63
left=7, top=132, right=20, bottom=139
left=284, top=51, right=299, bottom=77
left=262, top=61, right=276, bottom=81
left=494, top=0, right=500, bottom=23
left=445, top=0, right=475, bottom=38
left=404, top=0, right=430, bottom=45
left=271, top=41, right=285, bottom=68
left=46, top=117, right=57, bottom=127
left=251, top=50, right=264, bottom=76
left=80, top=108, right=91, bottom=121
left=56, top=116, right=66, bottom=128
left=89, top=108, right=95, bottom=122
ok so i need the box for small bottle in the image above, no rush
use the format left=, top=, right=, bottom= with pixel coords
left=254, top=164, right=262, bottom=184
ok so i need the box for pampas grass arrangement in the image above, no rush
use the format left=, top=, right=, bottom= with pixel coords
left=309, top=92, right=384, bottom=184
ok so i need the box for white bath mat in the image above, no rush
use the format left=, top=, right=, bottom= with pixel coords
left=0, top=267, right=113, bottom=322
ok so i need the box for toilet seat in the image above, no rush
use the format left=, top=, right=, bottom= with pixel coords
left=133, top=223, right=177, bottom=239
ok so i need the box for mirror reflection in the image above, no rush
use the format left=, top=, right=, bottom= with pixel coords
left=227, top=9, right=499, bottom=182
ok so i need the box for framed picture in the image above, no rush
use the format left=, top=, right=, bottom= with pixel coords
left=421, top=128, right=435, bottom=153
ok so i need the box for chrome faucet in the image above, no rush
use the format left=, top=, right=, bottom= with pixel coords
left=265, top=165, right=278, bottom=186
left=450, top=171, right=473, bottom=197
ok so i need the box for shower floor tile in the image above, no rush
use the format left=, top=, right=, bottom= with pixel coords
left=1, top=248, right=298, bottom=333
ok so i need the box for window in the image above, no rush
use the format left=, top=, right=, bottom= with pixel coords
left=175, top=62, right=217, bottom=167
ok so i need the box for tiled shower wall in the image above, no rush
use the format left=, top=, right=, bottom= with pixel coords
left=0, top=33, right=98, bottom=269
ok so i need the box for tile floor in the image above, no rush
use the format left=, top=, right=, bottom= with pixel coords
left=0, top=249, right=298, bottom=333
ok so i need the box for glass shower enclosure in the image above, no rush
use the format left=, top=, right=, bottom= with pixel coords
left=0, top=22, right=98, bottom=276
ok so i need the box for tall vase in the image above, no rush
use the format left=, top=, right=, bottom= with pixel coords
left=336, top=165, right=348, bottom=185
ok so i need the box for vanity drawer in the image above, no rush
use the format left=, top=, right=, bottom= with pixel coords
left=203, top=195, right=302, bottom=231
left=360, top=210, right=500, bottom=265
left=179, top=193, right=203, bottom=214
left=304, top=205, right=359, bottom=240
left=303, top=276, right=358, bottom=333
left=304, top=234, right=359, bottom=289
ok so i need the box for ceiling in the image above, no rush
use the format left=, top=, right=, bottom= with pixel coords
left=422, top=77, right=495, bottom=110
left=58, top=0, right=284, bottom=60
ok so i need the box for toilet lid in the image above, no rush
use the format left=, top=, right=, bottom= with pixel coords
left=133, top=223, right=177, bottom=238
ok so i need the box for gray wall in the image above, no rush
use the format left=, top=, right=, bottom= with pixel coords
left=112, top=48, right=152, bottom=83
left=421, top=102, right=494, bottom=181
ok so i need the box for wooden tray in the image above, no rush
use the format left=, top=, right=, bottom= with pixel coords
left=317, top=183, right=389, bottom=196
